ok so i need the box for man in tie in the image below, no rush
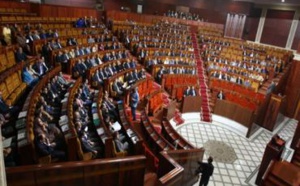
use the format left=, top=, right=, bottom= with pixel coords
left=130, top=87, right=139, bottom=121
left=190, top=86, right=197, bottom=96
left=217, top=90, right=225, bottom=100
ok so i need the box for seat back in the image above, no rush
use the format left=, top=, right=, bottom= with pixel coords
left=112, top=141, right=127, bottom=158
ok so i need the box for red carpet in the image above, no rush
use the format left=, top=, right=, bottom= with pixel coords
left=190, top=26, right=212, bottom=122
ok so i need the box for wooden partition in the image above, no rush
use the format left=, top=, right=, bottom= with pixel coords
left=182, top=96, right=202, bottom=113
left=157, top=149, right=204, bottom=186
left=262, top=94, right=287, bottom=131
left=214, top=99, right=255, bottom=137
left=19, top=66, right=62, bottom=165
left=261, top=160, right=300, bottom=186
left=38, top=4, right=100, bottom=18
left=161, top=118, right=195, bottom=150
left=6, top=156, right=146, bottom=186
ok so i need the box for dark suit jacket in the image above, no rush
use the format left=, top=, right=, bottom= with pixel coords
left=15, top=52, right=27, bottom=63
left=0, top=98, right=9, bottom=114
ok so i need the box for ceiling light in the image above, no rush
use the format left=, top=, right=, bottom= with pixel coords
left=281, top=0, right=285, bottom=2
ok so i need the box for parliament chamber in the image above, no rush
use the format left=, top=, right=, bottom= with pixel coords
left=0, top=0, right=300, bottom=186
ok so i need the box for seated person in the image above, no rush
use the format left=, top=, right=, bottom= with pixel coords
left=2, top=136, right=16, bottom=167
left=78, top=127, right=99, bottom=157
left=82, top=79, right=94, bottom=98
left=15, top=47, right=28, bottom=63
left=22, top=66, right=39, bottom=88
left=0, top=91, right=19, bottom=117
left=92, top=69, right=104, bottom=86
left=112, top=79, right=125, bottom=96
left=34, top=112, right=61, bottom=143
left=113, top=131, right=129, bottom=153
left=33, top=57, right=49, bottom=77
left=35, top=133, right=66, bottom=161
left=57, top=71, right=72, bottom=87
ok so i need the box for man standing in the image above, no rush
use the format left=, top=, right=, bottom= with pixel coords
left=130, top=88, right=139, bottom=121
left=217, top=90, right=225, bottom=100
left=197, top=156, right=214, bottom=186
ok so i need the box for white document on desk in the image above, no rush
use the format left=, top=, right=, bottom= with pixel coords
left=3, top=137, right=12, bottom=148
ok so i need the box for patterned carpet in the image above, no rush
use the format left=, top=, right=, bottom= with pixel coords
left=203, top=140, right=238, bottom=164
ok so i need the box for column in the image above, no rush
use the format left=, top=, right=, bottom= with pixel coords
left=255, top=8, right=267, bottom=43
left=0, top=130, right=7, bottom=186
left=286, top=10, right=300, bottom=49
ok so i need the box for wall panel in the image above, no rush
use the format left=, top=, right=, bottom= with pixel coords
left=39, top=4, right=99, bottom=18
left=292, top=18, right=300, bottom=50
left=285, top=60, right=300, bottom=117
left=244, top=8, right=261, bottom=41
left=44, top=0, right=95, bottom=8
left=261, top=9, right=294, bottom=47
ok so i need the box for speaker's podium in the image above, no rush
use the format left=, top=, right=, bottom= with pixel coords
left=182, top=96, right=202, bottom=113
left=255, top=134, right=285, bottom=185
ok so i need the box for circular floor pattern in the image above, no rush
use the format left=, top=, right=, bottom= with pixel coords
left=203, top=140, right=238, bottom=164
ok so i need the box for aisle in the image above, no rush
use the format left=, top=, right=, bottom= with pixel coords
left=190, top=26, right=212, bottom=122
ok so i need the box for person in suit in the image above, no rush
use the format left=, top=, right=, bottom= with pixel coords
left=190, top=86, right=197, bottom=96
left=33, top=57, right=49, bottom=77
left=130, top=87, right=139, bottom=121
left=217, top=90, right=225, bottom=100
left=196, top=156, right=214, bottom=186
left=15, top=47, right=28, bottom=63
left=78, top=127, right=98, bottom=156
left=0, top=92, right=18, bottom=117
left=35, top=133, right=66, bottom=161
left=184, top=86, right=191, bottom=97
left=93, top=70, right=104, bottom=86
left=102, top=53, right=110, bottom=62
left=113, top=131, right=129, bottom=152
left=156, top=67, right=165, bottom=83
left=112, top=79, right=124, bottom=96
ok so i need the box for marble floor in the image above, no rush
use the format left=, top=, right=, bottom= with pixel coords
left=172, top=113, right=298, bottom=186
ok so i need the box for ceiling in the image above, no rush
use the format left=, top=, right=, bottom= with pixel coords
left=234, top=0, right=300, bottom=6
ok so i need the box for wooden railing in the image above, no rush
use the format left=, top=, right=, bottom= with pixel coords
left=6, top=156, right=146, bottom=186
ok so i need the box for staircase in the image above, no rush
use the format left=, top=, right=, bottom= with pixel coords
left=190, top=26, right=212, bottom=122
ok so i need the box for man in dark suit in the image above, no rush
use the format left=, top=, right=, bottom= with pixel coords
left=0, top=92, right=18, bottom=117
left=15, top=47, right=28, bottom=63
left=190, top=86, right=197, bottom=96
left=113, top=131, right=129, bottom=152
left=33, top=57, right=49, bottom=77
left=78, top=129, right=98, bottom=156
left=35, top=133, right=66, bottom=161
left=217, top=90, right=225, bottom=100
left=93, top=70, right=104, bottom=86
left=112, top=79, right=124, bottom=96
left=196, top=156, right=214, bottom=186
left=184, top=86, right=191, bottom=97
left=102, top=53, right=110, bottom=62
left=130, top=87, right=139, bottom=121
left=125, top=72, right=134, bottom=85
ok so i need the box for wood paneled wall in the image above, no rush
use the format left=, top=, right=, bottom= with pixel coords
left=285, top=60, right=300, bottom=118
left=244, top=8, right=262, bottom=41
left=102, top=0, right=253, bottom=24
left=261, top=9, right=295, bottom=48
left=214, top=99, right=255, bottom=137
left=44, top=0, right=96, bottom=8
left=38, top=4, right=99, bottom=18
left=292, top=18, right=300, bottom=50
